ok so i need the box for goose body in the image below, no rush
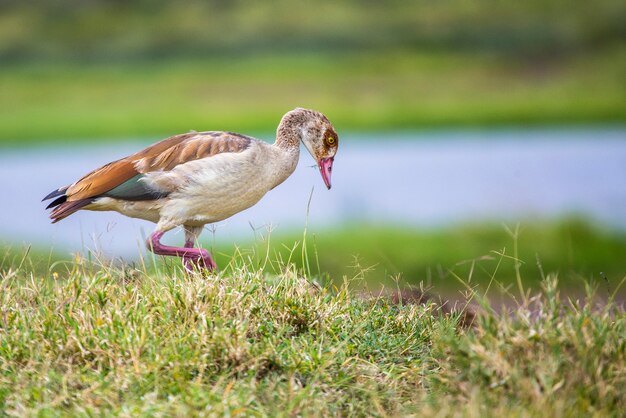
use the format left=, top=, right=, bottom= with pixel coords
left=43, top=108, right=339, bottom=272
left=86, top=132, right=298, bottom=227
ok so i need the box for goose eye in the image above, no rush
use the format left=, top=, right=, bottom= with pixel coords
left=326, top=136, right=336, bottom=146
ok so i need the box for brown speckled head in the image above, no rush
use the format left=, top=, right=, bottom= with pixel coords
left=277, top=107, right=338, bottom=189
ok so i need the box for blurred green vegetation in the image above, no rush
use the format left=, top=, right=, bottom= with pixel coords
left=2, top=48, right=625, bottom=144
left=1, top=0, right=624, bottom=62
left=213, top=219, right=626, bottom=297
left=5, top=220, right=625, bottom=298
left=1, top=1, right=625, bottom=143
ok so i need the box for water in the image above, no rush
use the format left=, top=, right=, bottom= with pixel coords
left=1, top=129, right=625, bottom=257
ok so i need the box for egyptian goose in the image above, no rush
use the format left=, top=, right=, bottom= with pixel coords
left=43, top=108, right=338, bottom=272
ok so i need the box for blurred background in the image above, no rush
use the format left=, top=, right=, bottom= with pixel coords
left=1, top=0, right=625, bottom=298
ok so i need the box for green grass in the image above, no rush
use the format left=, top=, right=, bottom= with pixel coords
left=3, top=219, right=626, bottom=299
left=0, top=248, right=624, bottom=415
left=2, top=47, right=625, bottom=145
left=205, top=220, right=626, bottom=299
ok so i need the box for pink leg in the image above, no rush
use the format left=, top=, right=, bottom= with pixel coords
left=182, top=234, right=218, bottom=273
left=146, top=231, right=217, bottom=272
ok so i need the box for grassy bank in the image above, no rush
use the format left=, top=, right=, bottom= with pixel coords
left=0, top=257, right=624, bottom=415
left=2, top=47, right=625, bottom=145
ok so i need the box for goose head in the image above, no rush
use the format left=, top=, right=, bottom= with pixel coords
left=279, top=108, right=339, bottom=189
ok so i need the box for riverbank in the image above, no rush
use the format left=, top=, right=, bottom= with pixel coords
left=2, top=48, right=625, bottom=145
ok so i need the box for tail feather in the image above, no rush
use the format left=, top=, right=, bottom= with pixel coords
left=43, top=186, right=90, bottom=223
left=50, top=199, right=92, bottom=223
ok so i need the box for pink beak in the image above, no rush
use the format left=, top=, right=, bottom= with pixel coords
left=318, top=157, right=334, bottom=189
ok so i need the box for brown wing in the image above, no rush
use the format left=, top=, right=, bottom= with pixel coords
left=133, top=132, right=252, bottom=173
left=64, top=159, right=139, bottom=202
left=44, top=132, right=252, bottom=222
left=66, top=132, right=252, bottom=201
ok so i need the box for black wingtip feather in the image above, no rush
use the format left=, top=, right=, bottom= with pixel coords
left=45, top=195, right=67, bottom=210
left=42, top=187, right=68, bottom=202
